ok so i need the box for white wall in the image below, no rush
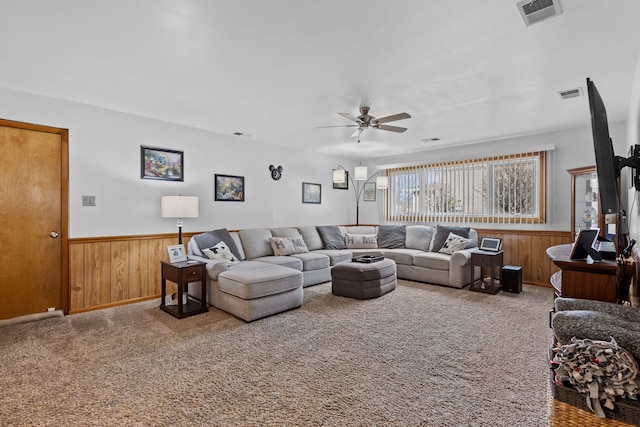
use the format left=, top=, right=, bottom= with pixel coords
left=1, top=85, right=635, bottom=237
left=0, top=87, right=358, bottom=238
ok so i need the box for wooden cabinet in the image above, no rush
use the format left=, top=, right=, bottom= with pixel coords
left=546, top=244, right=618, bottom=303
left=470, top=250, right=504, bottom=294
left=160, top=260, right=208, bottom=319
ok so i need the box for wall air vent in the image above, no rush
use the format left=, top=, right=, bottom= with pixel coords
left=558, top=87, right=583, bottom=100
left=517, top=0, right=562, bottom=27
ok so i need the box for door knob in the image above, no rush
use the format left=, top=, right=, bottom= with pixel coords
left=50, top=232, right=59, bottom=238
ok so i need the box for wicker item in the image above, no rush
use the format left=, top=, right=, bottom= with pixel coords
left=548, top=347, right=640, bottom=425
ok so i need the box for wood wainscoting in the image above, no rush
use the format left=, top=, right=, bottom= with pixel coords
left=68, top=229, right=572, bottom=314
left=68, top=233, right=197, bottom=314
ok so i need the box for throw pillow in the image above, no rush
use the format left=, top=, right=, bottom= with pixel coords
left=438, top=232, right=471, bottom=255
left=317, top=225, right=346, bottom=249
left=202, top=241, right=241, bottom=266
left=377, top=225, right=406, bottom=249
left=193, top=228, right=243, bottom=260
left=269, top=236, right=309, bottom=256
left=344, top=234, right=378, bottom=249
left=430, top=225, right=470, bottom=252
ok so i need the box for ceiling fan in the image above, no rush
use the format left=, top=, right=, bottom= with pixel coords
left=318, top=106, right=411, bottom=142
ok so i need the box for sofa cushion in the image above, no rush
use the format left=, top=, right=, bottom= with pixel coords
left=345, top=234, right=378, bottom=249
left=269, top=236, right=309, bottom=256
left=193, top=228, right=242, bottom=259
left=290, top=252, right=330, bottom=271
left=317, top=225, right=346, bottom=249
left=218, top=264, right=302, bottom=300
left=311, top=249, right=352, bottom=265
left=252, top=255, right=303, bottom=271
left=202, top=241, right=241, bottom=266
left=239, top=228, right=273, bottom=260
left=438, top=233, right=472, bottom=255
left=377, top=225, right=406, bottom=249
left=405, top=225, right=435, bottom=252
left=297, top=226, right=324, bottom=251
left=430, top=225, right=470, bottom=252
left=270, top=227, right=301, bottom=238
left=380, top=249, right=423, bottom=266
left=413, top=252, right=452, bottom=271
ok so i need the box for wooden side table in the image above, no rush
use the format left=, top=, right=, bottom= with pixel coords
left=470, top=250, right=504, bottom=294
left=160, top=260, right=208, bottom=319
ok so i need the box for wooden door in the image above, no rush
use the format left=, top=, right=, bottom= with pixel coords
left=0, top=120, right=68, bottom=319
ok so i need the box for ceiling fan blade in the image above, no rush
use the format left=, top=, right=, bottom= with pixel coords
left=351, top=127, right=365, bottom=138
left=316, top=124, right=359, bottom=129
left=373, top=112, right=411, bottom=124
left=376, top=124, right=408, bottom=133
left=338, top=112, right=363, bottom=123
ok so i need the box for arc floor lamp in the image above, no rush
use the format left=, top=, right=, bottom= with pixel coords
left=333, top=165, right=388, bottom=225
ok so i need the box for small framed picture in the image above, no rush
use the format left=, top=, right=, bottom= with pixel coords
left=215, top=174, right=245, bottom=201
left=363, top=182, right=376, bottom=201
left=141, top=146, right=184, bottom=181
left=167, top=244, right=188, bottom=263
left=302, top=182, right=321, bottom=204
left=333, top=170, right=349, bottom=190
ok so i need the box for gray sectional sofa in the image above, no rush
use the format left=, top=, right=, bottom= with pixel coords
left=187, top=224, right=479, bottom=321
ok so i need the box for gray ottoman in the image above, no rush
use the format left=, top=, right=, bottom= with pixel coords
left=331, top=258, right=397, bottom=299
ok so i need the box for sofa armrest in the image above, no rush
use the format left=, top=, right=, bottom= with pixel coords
left=188, top=254, right=229, bottom=280
left=450, top=249, right=473, bottom=267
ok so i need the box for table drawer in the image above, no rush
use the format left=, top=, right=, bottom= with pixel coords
left=180, top=265, right=204, bottom=282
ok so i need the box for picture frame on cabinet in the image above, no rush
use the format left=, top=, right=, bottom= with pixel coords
left=167, top=244, right=187, bottom=263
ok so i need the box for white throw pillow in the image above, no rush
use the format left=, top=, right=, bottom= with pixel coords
left=344, top=234, right=378, bottom=249
left=269, top=236, right=309, bottom=256
left=438, top=232, right=471, bottom=255
left=202, top=241, right=241, bottom=266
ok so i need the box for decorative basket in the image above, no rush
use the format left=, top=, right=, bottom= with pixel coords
left=548, top=347, right=640, bottom=424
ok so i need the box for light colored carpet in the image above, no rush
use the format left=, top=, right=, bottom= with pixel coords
left=0, top=280, right=555, bottom=426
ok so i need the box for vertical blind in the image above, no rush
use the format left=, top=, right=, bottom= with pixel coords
left=385, top=151, right=546, bottom=224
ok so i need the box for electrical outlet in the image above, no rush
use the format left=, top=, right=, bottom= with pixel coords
left=82, top=195, right=96, bottom=206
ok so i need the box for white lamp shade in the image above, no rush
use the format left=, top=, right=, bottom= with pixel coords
left=161, top=196, right=199, bottom=218
left=354, top=166, right=368, bottom=181
left=376, top=176, right=389, bottom=189
left=332, top=169, right=346, bottom=184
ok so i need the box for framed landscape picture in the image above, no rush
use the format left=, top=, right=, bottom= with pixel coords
left=215, top=174, right=245, bottom=201
left=141, top=146, right=183, bottom=181
left=363, top=182, right=376, bottom=201
left=302, top=182, right=321, bottom=204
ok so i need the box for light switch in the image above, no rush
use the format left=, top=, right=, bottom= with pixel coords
left=82, top=195, right=96, bottom=206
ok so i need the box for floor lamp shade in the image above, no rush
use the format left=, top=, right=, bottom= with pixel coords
left=354, top=166, right=368, bottom=181
left=376, top=176, right=389, bottom=189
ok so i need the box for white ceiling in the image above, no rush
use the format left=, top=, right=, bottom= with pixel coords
left=1, top=0, right=639, bottom=159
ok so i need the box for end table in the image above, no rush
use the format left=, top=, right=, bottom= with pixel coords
left=470, top=249, right=504, bottom=294
left=160, top=260, right=208, bottom=319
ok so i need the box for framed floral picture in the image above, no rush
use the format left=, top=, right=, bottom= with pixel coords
left=215, top=174, right=245, bottom=201
left=302, top=182, right=321, bottom=204
left=363, top=182, right=376, bottom=201
left=141, top=146, right=184, bottom=181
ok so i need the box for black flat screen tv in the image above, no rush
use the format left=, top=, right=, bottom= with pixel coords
left=587, top=77, right=620, bottom=215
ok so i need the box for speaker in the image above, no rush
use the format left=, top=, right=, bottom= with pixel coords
left=502, top=266, right=522, bottom=294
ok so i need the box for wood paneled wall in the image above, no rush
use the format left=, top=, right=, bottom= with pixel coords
left=68, top=233, right=196, bottom=314
left=67, top=229, right=572, bottom=313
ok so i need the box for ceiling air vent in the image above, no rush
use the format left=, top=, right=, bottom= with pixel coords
left=558, top=87, right=583, bottom=100
left=517, top=0, right=562, bottom=27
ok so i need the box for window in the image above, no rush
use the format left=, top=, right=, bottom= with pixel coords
left=386, top=151, right=546, bottom=224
